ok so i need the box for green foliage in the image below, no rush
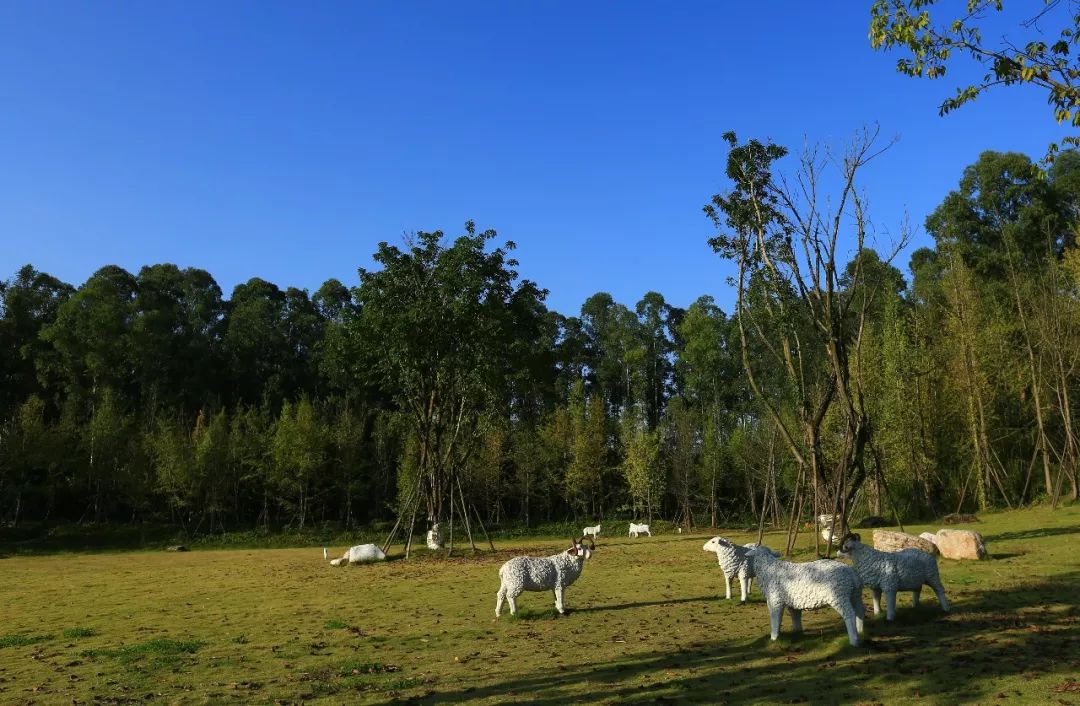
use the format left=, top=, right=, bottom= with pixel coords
left=869, top=1, right=1080, bottom=153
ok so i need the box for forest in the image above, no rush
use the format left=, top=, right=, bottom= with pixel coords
left=2, top=145, right=1080, bottom=537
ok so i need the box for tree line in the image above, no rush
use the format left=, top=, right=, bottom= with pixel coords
left=2, top=147, right=1079, bottom=537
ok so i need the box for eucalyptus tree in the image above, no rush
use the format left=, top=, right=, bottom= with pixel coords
left=132, top=264, right=225, bottom=416
left=635, top=291, right=678, bottom=429
left=0, top=266, right=73, bottom=417
left=677, top=296, right=742, bottom=525
left=40, top=265, right=138, bottom=408
left=580, top=292, right=643, bottom=414
left=224, top=278, right=284, bottom=406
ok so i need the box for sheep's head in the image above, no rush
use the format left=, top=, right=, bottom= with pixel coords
left=702, top=536, right=733, bottom=553
left=837, top=532, right=861, bottom=558
left=568, top=536, right=594, bottom=560
left=744, top=544, right=777, bottom=568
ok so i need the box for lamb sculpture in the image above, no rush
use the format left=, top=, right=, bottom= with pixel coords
left=495, top=537, right=594, bottom=617
left=583, top=524, right=601, bottom=539
left=628, top=522, right=651, bottom=538
left=701, top=537, right=780, bottom=602
left=328, top=543, right=387, bottom=566
left=746, top=546, right=866, bottom=647
left=838, top=532, right=949, bottom=621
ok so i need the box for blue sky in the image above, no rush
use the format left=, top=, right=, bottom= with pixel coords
left=0, top=2, right=1071, bottom=316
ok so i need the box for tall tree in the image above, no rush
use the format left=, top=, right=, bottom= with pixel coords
left=705, top=127, right=906, bottom=550
left=352, top=222, right=546, bottom=541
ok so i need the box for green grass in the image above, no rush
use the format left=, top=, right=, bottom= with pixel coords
left=62, top=626, right=97, bottom=639
left=0, top=505, right=1077, bottom=704
left=0, top=633, right=53, bottom=648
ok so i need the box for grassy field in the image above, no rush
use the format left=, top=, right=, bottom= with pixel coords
left=1, top=507, right=1078, bottom=705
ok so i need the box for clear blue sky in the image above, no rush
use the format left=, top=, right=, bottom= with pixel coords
left=0, top=2, right=1071, bottom=315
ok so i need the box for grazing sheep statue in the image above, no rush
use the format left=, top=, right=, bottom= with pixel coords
left=628, top=522, right=651, bottom=538
left=746, top=547, right=866, bottom=647
left=495, top=537, right=594, bottom=617
left=701, top=537, right=780, bottom=602
left=583, top=524, right=601, bottom=539
left=838, top=532, right=949, bottom=621
left=329, top=544, right=387, bottom=566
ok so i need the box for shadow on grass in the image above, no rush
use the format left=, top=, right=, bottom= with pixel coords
left=421, top=571, right=1080, bottom=705
left=0, top=523, right=177, bottom=557
left=982, top=525, right=1080, bottom=543
left=584, top=596, right=716, bottom=613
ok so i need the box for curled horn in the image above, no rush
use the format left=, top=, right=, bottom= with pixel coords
left=587, top=536, right=595, bottom=551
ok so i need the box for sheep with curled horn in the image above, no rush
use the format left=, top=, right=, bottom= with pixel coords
left=495, top=536, right=595, bottom=617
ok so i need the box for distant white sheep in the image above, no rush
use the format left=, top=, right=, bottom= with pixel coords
left=495, top=537, right=594, bottom=617
left=628, top=522, right=651, bottom=538
left=329, top=544, right=387, bottom=566
left=839, top=532, right=949, bottom=621
left=746, top=547, right=866, bottom=647
left=701, top=537, right=780, bottom=602
left=582, top=524, right=601, bottom=539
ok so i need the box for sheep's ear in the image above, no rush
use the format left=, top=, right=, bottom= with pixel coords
left=853, top=532, right=861, bottom=543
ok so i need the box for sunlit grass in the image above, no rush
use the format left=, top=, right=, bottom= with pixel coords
left=0, top=505, right=1077, bottom=704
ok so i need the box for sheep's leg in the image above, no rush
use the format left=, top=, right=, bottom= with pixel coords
left=844, top=615, right=861, bottom=647
left=871, top=588, right=882, bottom=616
left=852, top=590, right=866, bottom=634
left=724, top=574, right=732, bottom=600
left=496, top=585, right=506, bottom=618
left=911, top=587, right=921, bottom=607
left=929, top=578, right=950, bottom=612
left=885, top=591, right=897, bottom=621
left=788, top=607, right=803, bottom=633
left=507, top=591, right=518, bottom=616
left=554, top=586, right=565, bottom=614
left=739, top=575, right=750, bottom=603
left=769, top=605, right=783, bottom=640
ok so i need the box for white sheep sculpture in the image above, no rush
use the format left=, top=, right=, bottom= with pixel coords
left=583, top=524, right=601, bottom=539
left=746, top=546, right=866, bottom=647
left=495, top=537, right=594, bottom=617
left=701, top=537, right=780, bottom=602
left=628, top=522, right=651, bottom=538
left=328, top=543, right=387, bottom=566
left=838, top=532, right=949, bottom=621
